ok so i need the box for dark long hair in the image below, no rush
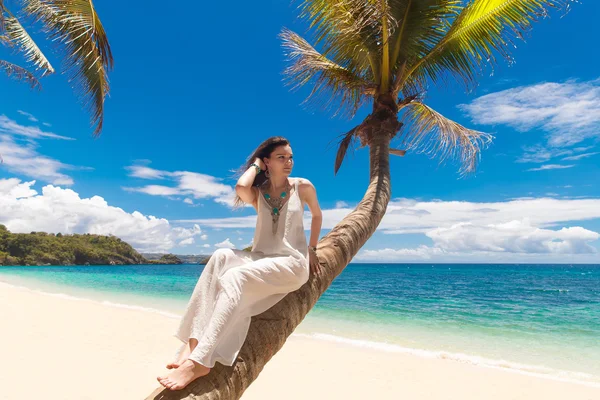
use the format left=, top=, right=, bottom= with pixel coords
left=231, top=136, right=290, bottom=209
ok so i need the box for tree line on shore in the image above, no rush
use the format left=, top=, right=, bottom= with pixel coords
left=0, top=224, right=198, bottom=266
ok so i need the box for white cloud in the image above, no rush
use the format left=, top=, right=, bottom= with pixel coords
left=124, top=163, right=239, bottom=207
left=562, top=152, right=599, bottom=161
left=125, top=165, right=171, bottom=180
left=177, top=196, right=600, bottom=235
left=202, top=244, right=210, bottom=248
left=123, top=185, right=181, bottom=196
left=355, top=220, right=599, bottom=262
left=176, top=196, right=600, bottom=261
left=214, top=238, right=235, bottom=249
left=0, top=115, right=73, bottom=140
left=173, top=197, right=600, bottom=234
left=427, top=219, right=598, bottom=254
left=358, top=246, right=443, bottom=261
left=517, top=145, right=594, bottom=164
left=183, top=198, right=194, bottom=205
left=527, top=164, right=574, bottom=172
left=178, top=238, right=195, bottom=246
left=459, top=78, right=600, bottom=164
left=200, top=234, right=208, bottom=240
left=459, top=78, right=600, bottom=147
left=354, top=246, right=599, bottom=263
left=17, top=110, right=38, bottom=122
left=335, top=200, right=349, bottom=208
left=0, top=178, right=203, bottom=252
left=0, top=135, right=75, bottom=185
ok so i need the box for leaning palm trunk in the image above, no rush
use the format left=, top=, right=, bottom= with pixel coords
left=144, top=104, right=396, bottom=400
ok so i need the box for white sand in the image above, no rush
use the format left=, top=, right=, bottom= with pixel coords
left=1, top=281, right=599, bottom=400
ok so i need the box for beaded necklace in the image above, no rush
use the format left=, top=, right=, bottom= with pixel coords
left=260, top=179, right=293, bottom=234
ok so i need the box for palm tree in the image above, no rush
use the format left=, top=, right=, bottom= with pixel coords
left=145, top=1, right=571, bottom=398
left=0, top=0, right=112, bottom=136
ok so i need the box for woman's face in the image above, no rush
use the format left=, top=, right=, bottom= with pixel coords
left=265, top=145, right=293, bottom=176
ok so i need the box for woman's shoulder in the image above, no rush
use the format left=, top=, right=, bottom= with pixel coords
left=294, top=177, right=316, bottom=197
left=294, top=177, right=313, bottom=187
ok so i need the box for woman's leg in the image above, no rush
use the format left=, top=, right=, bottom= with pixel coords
left=158, top=255, right=308, bottom=390
left=187, top=255, right=308, bottom=367
left=174, top=249, right=245, bottom=341
left=170, top=249, right=261, bottom=366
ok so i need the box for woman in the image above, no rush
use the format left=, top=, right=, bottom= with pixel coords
left=157, top=136, right=323, bottom=390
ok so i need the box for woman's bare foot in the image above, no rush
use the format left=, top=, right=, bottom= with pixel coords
left=157, top=359, right=211, bottom=390
left=166, top=339, right=198, bottom=369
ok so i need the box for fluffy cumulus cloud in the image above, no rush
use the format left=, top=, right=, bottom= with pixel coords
left=427, top=220, right=598, bottom=254
left=335, top=200, right=349, bottom=208
left=0, top=178, right=203, bottom=252
left=178, top=238, right=195, bottom=246
left=214, top=238, right=235, bottom=249
left=458, top=78, right=600, bottom=164
left=184, top=196, right=600, bottom=232
left=181, top=196, right=600, bottom=262
left=124, top=163, right=239, bottom=207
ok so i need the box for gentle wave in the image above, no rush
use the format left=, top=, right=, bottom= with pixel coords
left=293, top=333, right=600, bottom=388
left=0, top=280, right=182, bottom=319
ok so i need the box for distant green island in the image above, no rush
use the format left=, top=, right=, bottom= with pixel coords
left=0, top=225, right=219, bottom=266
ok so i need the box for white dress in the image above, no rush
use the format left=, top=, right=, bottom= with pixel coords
left=172, top=177, right=309, bottom=368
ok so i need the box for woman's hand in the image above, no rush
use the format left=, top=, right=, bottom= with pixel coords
left=253, top=157, right=266, bottom=171
left=308, top=248, right=320, bottom=276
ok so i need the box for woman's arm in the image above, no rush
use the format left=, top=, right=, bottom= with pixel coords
left=299, top=178, right=323, bottom=247
left=299, top=178, right=322, bottom=276
left=235, top=158, right=265, bottom=206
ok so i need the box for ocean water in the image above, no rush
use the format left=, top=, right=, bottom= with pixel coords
left=1, top=263, right=599, bottom=386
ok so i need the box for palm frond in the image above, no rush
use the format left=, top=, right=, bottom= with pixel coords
left=0, top=59, right=41, bottom=89
left=24, top=0, right=113, bottom=136
left=388, top=0, right=461, bottom=94
left=398, top=0, right=571, bottom=92
left=333, top=126, right=359, bottom=175
left=0, top=35, right=10, bottom=46
left=0, top=0, right=5, bottom=33
left=399, top=101, right=493, bottom=175
left=389, top=147, right=406, bottom=156
left=3, top=7, right=54, bottom=75
left=298, top=0, right=388, bottom=81
left=281, top=28, right=376, bottom=117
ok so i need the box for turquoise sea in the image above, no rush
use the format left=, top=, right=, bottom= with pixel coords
left=1, top=263, right=599, bottom=386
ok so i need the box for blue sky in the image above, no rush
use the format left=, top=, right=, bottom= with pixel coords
left=1, top=0, right=599, bottom=263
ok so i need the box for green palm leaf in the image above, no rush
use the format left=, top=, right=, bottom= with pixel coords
left=3, top=7, right=54, bottom=76
left=387, top=0, right=461, bottom=94
left=280, top=28, right=376, bottom=116
left=0, top=59, right=41, bottom=88
left=298, top=0, right=385, bottom=81
left=399, top=101, right=493, bottom=175
left=399, top=0, right=570, bottom=91
left=24, top=0, right=113, bottom=136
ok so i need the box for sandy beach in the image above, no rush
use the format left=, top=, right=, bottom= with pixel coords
left=1, top=281, right=599, bottom=400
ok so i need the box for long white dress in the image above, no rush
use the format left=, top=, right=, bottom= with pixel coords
left=172, top=177, right=309, bottom=368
